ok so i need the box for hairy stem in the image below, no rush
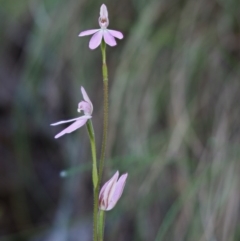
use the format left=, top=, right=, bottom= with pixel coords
left=99, top=41, right=109, bottom=186
left=86, top=120, right=98, bottom=241
left=97, top=210, right=105, bottom=241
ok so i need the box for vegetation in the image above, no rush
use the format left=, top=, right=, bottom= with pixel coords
left=0, top=0, right=240, bottom=240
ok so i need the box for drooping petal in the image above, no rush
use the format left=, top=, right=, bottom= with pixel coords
left=81, top=86, right=93, bottom=114
left=108, top=30, right=124, bottom=39
left=51, top=116, right=87, bottom=126
left=78, top=29, right=100, bottom=37
left=89, top=30, right=103, bottom=49
left=107, top=173, right=128, bottom=210
left=103, top=30, right=116, bottom=47
left=54, top=116, right=91, bottom=139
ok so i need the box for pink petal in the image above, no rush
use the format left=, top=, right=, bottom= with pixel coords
left=78, top=29, right=100, bottom=37
left=108, top=30, right=124, bottom=39
left=103, top=31, right=116, bottom=47
left=99, top=180, right=110, bottom=199
left=51, top=116, right=85, bottom=126
left=99, top=171, right=119, bottom=210
left=107, top=173, right=128, bottom=210
left=99, top=171, right=119, bottom=198
left=89, top=31, right=103, bottom=49
left=102, top=171, right=119, bottom=201
left=54, top=116, right=91, bottom=139
left=81, top=86, right=93, bottom=113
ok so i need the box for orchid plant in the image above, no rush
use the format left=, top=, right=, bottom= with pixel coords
left=51, top=4, right=127, bottom=241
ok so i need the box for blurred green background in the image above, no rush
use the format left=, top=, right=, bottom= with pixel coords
left=1, top=0, right=240, bottom=240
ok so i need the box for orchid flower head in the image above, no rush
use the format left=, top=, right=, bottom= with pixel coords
left=51, top=86, right=92, bottom=139
left=78, top=4, right=123, bottom=50
left=99, top=171, right=128, bottom=211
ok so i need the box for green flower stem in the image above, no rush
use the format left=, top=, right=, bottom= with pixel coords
left=97, top=210, right=106, bottom=241
left=86, top=120, right=98, bottom=241
left=86, top=120, right=98, bottom=188
left=93, top=188, right=99, bottom=241
left=99, top=41, right=109, bottom=187
left=95, top=40, right=108, bottom=241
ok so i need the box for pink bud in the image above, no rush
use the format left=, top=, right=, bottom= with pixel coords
left=99, top=171, right=128, bottom=211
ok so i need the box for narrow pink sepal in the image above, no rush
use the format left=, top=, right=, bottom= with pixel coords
left=99, top=180, right=110, bottom=199
left=89, top=30, right=103, bottom=49
left=81, top=86, right=93, bottom=113
left=108, top=30, right=124, bottom=39
left=107, top=173, right=128, bottom=210
left=102, top=171, right=119, bottom=204
left=51, top=116, right=86, bottom=126
left=99, top=171, right=119, bottom=210
left=100, top=4, right=108, bottom=18
left=78, top=29, right=99, bottom=37
left=54, top=116, right=91, bottom=139
left=103, top=31, right=117, bottom=46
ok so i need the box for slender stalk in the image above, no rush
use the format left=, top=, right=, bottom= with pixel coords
left=86, top=120, right=98, bottom=188
left=94, top=41, right=108, bottom=241
left=93, top=188, right=99, bottom=241
left=97, top=210, right=106, bottom=241
left=86, top=120, right=98, bottom=241
left=99, top=41, right=109, bottom=187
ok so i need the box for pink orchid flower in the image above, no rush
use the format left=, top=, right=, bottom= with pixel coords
left=99, top=171, right=128, bottom=211
left=78, top=4, right=123, bottom=50
left=51, top=87, right=93, bottom=139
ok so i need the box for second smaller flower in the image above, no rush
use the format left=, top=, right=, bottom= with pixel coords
left=99, top=171, right=128, bottom=211
left=51, top=86, right=93, bottom=139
